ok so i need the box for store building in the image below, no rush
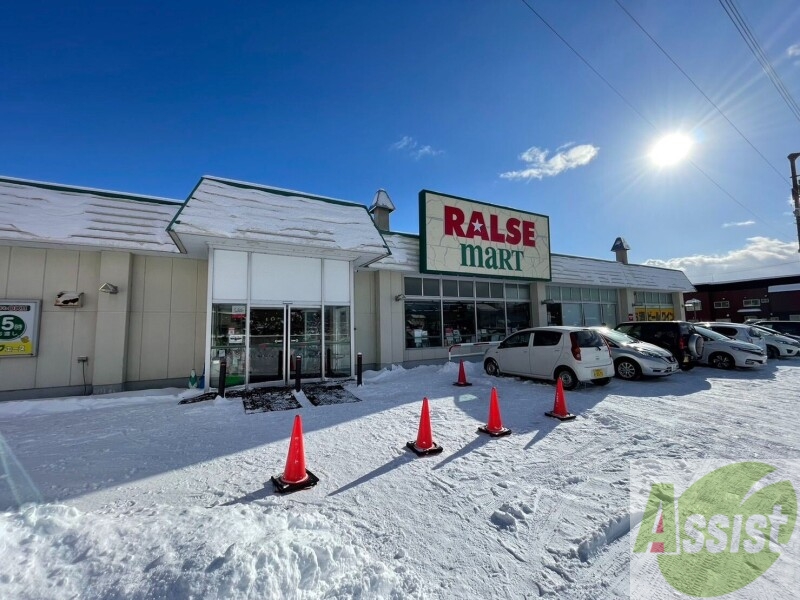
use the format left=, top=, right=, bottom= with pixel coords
left=683, top=275, right=800, bottom=323
left=0, top=175, right=694, bottom=400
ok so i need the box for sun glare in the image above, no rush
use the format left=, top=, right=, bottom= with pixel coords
left=649, top=133, right=693, bottom=166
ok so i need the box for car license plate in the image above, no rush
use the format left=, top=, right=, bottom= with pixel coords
left=592, top=369, right=604, bottom=377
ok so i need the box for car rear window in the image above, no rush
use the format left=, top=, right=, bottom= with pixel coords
left=533, top=330, right=561, bottom=346
left=572, top=330, right=604, bottom=347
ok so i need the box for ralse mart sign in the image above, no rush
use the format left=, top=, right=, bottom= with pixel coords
left=632, top=461, right=797, bottom=597
left=419, top=190, right=551, bottom=281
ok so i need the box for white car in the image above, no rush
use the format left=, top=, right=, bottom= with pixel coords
left=748, top=324, right=800, bottom=359
left=693, top=325, right=767, bottom=369
left=483, top=326, right=614, bottom=390
left=696, top=322, right=767, bottom=353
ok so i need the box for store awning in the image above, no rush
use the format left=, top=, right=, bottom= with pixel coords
left=737, top=308, right=762, bottom=313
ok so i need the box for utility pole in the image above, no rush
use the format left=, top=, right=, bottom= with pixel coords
left=789, top=153, right=800, bottom=252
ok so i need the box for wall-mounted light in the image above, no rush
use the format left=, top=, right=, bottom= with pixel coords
left=395, top=294, right=406, bottom=301
left=98, top=282, right=119, bottom=294
left=540, top=298, right=556, bottom=305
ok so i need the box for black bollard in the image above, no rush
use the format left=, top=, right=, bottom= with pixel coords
left=357, top=352, right=363, bottom=387
left=295, top=355, right=302, bottom=392
left=218, top=357, right=227, bottom=398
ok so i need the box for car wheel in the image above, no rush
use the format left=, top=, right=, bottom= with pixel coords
left=615, top=358, right=641, bottom=381
left=679, top=361, right=695, bottom=371
left=484, top=358, right=501, bottom=377
left=709, top=352, right=735, bottom=370
left=556, top=367, right=578, bottom=390
left=688, top=334, right=704, bottom=359
left=767, top=345, right=779, bottom=359
left=592, top=377, right=611, bottom=386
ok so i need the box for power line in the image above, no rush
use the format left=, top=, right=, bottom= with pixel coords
left=516, top=0, right=787, bottom=235
left=614, top=0, right=788, bottom=186
left=718, top=0, right=800, bottom=123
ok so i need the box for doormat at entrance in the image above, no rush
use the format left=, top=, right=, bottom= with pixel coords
left=233, top=388, right=303, bottom=414
left=179, top=391, right=219, bottom=405
left=302, top=384, right=361, bottom=407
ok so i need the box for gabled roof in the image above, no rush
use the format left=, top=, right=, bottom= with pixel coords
left=373, top=232, right=694, bottom=291
left=0, top=176, right=181, bottom=253
left=169, top=176, right=391, bottom=265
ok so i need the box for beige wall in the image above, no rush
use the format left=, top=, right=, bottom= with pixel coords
left=0, top=246, right=100, bottom=393
left=126, top=255, right=207, bottom=384
left=0, top=245, right=207, bottom=396
left=353, top=270, right=377, bottom=366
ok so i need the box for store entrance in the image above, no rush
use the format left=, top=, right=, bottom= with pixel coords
left=248, top=306, right=322, bottom=384
left=546, top=303, right=563, bottom=326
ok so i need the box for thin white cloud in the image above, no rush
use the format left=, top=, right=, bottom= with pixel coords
left=644, top=237, right=800, bottom=283
left=787, top=43, right=800, bottom=58
left=721, top=220, right=755, bottom=228
left=389, top=136, right=443, bottom=160
left=500, top=143, right=599, bottom=181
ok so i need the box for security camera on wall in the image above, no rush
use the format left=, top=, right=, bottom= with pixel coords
left=55, top=291, right=83, bottom=307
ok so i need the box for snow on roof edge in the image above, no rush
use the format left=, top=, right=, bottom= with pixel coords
left=0, top=175, right=182, bottom=206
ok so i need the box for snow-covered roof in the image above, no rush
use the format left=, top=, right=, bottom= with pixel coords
left=373, top=232, right=694, bottom=291
left=169, top=177, right=391, bottom=265
left=0, top=176, right=182, bottom=253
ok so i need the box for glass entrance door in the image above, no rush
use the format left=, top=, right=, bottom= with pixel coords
left=249, top=308, right=285, bottom=383
left=288, top=307, right=322, bottom=380
left=248, top=306, right=323, bottom=384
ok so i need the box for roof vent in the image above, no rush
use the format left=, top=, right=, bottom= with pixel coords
left=611, top=237, right=630, bottom=265
left=368, top=189, right=395, bottom=230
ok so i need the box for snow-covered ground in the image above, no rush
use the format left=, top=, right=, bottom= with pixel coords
left=1, top=359, right=799, bottom=599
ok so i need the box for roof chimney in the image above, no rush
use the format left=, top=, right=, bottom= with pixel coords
left=611, top=237, right=630, bottom=265
left=368, top=189, right=395, bottom=231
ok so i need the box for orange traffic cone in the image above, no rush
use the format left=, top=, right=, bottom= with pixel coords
left=478, top=387, right=511, bottom=437
left=453, top=360, right=473, bottom=387
left=271, top=415, right=320, bottom=493
left=545, top=378, right=576, bottom=421
left=406, top=397, right=443, bottom=456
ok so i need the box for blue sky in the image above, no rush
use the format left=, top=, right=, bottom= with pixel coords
left=2, top=1, right=800, bottom=283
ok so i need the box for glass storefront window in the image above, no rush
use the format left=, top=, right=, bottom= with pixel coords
left=443, top=301, right=476, bottom=344
left=602, top=303, right=618, bottom=326
left=422, top=279, right=440, bottom=296
left=476, top=281, right=490, bottom=297
left=582, top=303, right=602, bottom=326
left=458, top=280, right=474, bottom=298
left=442, top=279, right=458, bottom=297
left=404, top=277, right=422, bottom=295
left=561, top=303, right=582, bottom=326
left=210, top=303, right=247, bottom=387
left=477, top=302, right=506, bottom=341
left=506, top=302, right=531, bottom=333
left=405, top=301, right=442, bottom=348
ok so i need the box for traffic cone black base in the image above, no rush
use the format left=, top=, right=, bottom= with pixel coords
left=271, top=469, right=320, bottom=494
left=405, top=441, right=444, bottom=456
left=544, top=410, right=576, bottom=421
left=453, top=382, right=473, bottom=387
left=477, top=424, right=512, bottom=437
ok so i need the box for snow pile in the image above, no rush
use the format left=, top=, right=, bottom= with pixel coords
left=0, top=503, right=421, bottom=599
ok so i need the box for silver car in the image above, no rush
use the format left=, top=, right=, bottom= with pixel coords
left=693, top=325, right=767, bottom=369
left=593, top=327, right=678, bottom=380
